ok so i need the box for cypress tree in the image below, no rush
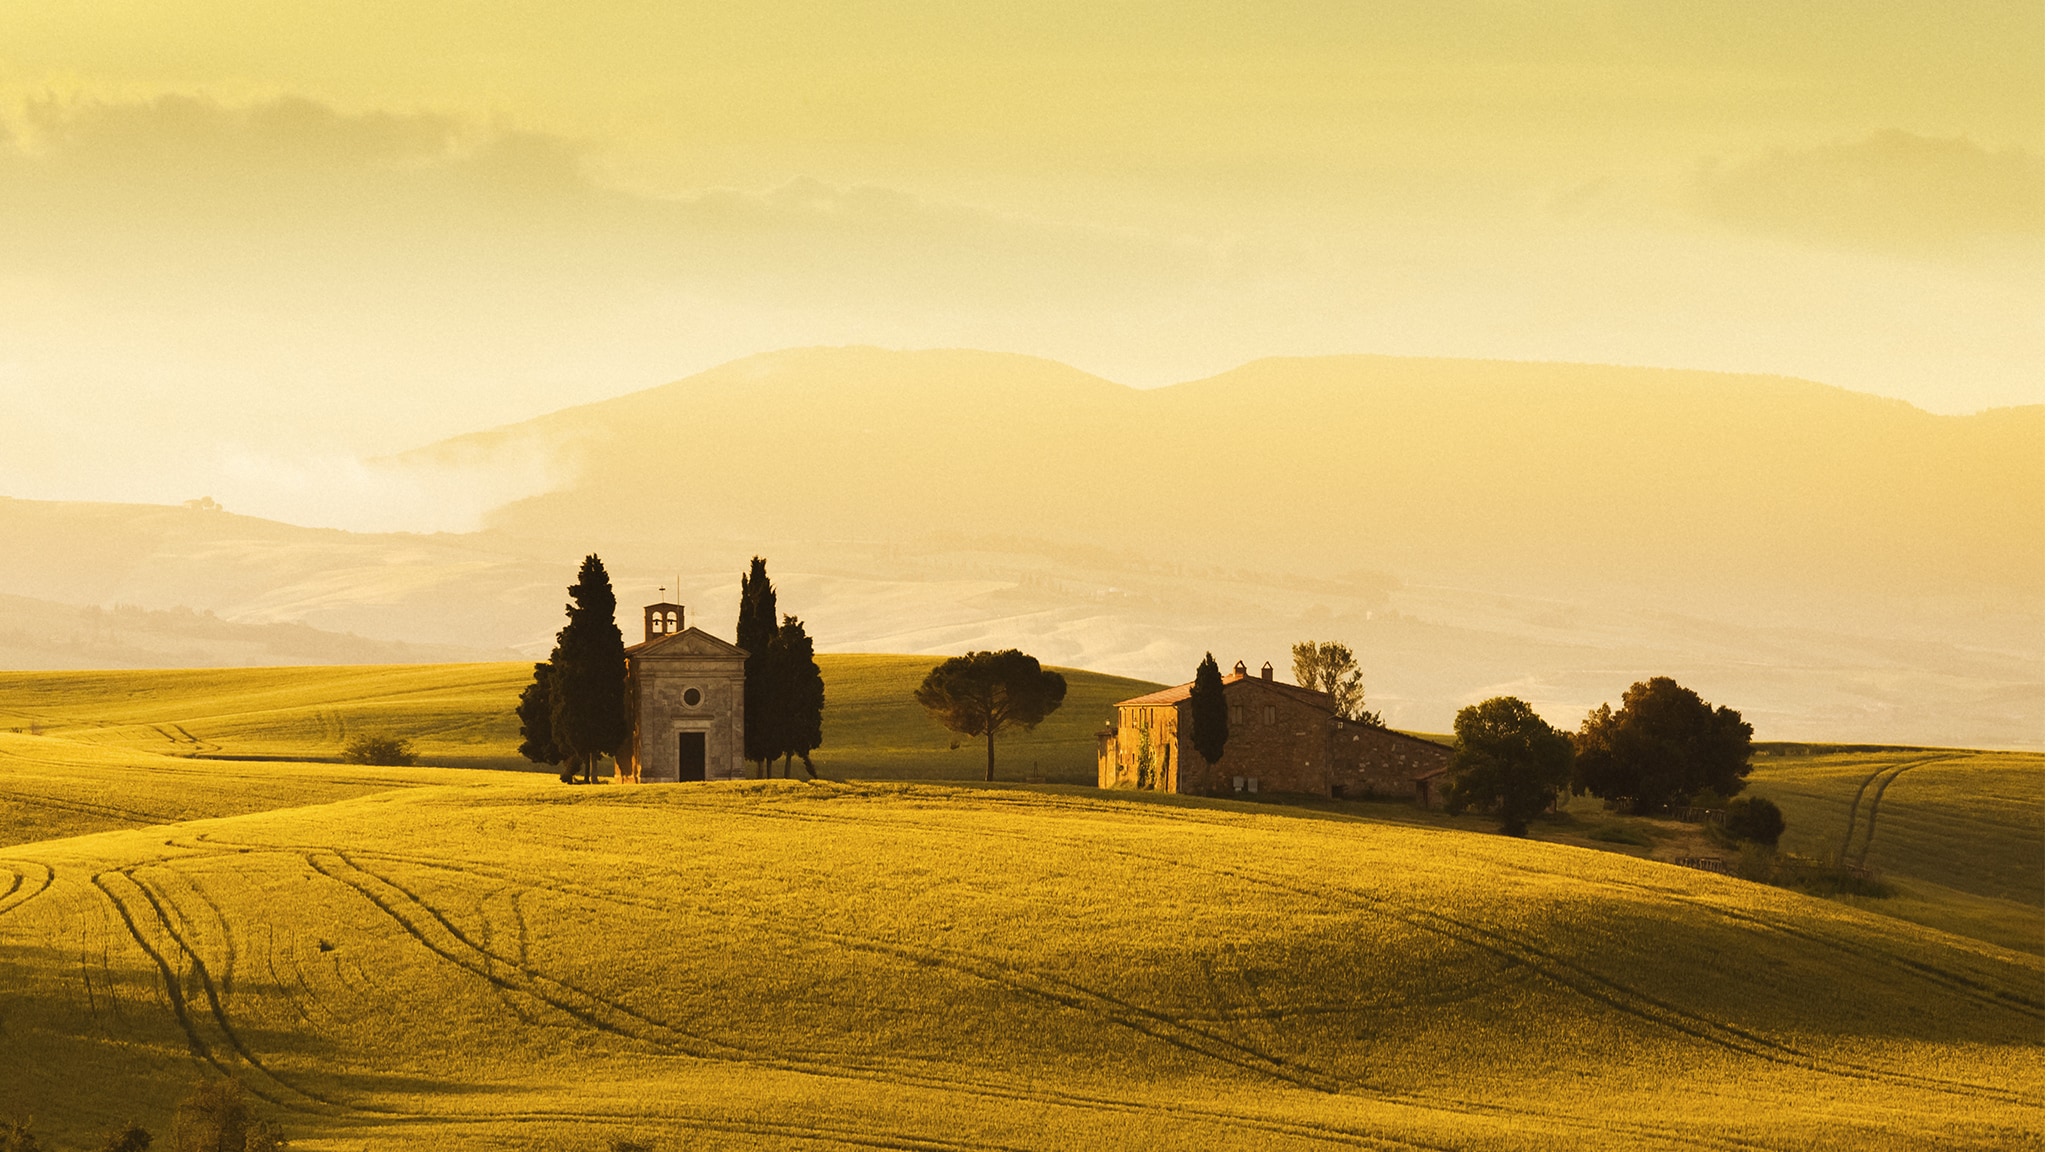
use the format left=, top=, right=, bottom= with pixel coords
left=1189, top=652, right=1229, bottom=767
left=736, top=556, right=780, bottom=776
left=770, top=613, right=825, bottom=778
left=515, top=659, right=566, bottom=779
left=549, top=554, right=628, bottom=784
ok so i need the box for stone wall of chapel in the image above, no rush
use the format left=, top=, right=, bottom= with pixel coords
left=627, top=654, right=746, bottom=782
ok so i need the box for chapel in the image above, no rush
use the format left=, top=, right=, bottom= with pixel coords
left=616, top=602, right=748, bottom=783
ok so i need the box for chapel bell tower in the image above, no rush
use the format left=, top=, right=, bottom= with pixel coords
left=644, top=602, right=684, bottom=643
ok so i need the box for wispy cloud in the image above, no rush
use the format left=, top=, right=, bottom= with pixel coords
left=1694, top=130, right=2042, bottom=255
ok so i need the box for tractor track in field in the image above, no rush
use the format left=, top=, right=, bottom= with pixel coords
left=207, top=834, right=1771, bottom=1152
left=684, top=802, right=2040, bottom=1110
left=306, top=848, right=763, bottom=1062
left=1470, top=854, right=2044, bottom=1018
left=0, top=785, right=171, bottom=827
left=1839, top=756, right=1956, bottom=868
left=89, top=866, right=394, bottom=1118
left=186, top=836, right=1484, bottom=1152
left=0, top=860, right=54, bottom=918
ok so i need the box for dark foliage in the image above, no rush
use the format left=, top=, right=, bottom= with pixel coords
left=549, top=554, right=628, bottom=784
left=768, top=614, right=826, bottom=778
left=1725, top=795, right=1786, bottom=846
left=1188, top=652, right=1229, bottom=766
left=913, top=650, right=1068, bottom=782
left=2, top=1118, right=40, bottom=1152
left=736, top=556, right=780, bottom=773
left=95, top=1124, right=153, bottom=1152
left=515, top=660, right=563, bottom=769
left=1445, top=696, right=1574, bottom=836
left=169, top=1079, right=282, bottom=1152
left=339, top=733, right=414, bottom=767
left=1571, top=677, right=1753, bottom=815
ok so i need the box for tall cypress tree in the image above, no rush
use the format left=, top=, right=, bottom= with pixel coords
left=736, top=556, right=780, bottom=776
left=1189, top=652, right=1229, bottom=768
left=549, top=554, right=628, bottom=784
left=770, top=614, right=825, bottom=778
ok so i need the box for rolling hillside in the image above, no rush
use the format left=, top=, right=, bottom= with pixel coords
left=1745, top=748, right=2044, bottom=952
left=0, top=767, right=2038, bottom=1151
left=0, top=657, right=1161, bottom=790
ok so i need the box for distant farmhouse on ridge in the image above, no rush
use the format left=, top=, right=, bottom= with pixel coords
left=1098, top=660, right=1453, bottom=803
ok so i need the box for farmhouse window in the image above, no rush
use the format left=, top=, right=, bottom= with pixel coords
left=1263, top=705, right=1276, bottom=725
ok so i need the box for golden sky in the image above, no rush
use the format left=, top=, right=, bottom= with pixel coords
left=0, top=2, right=2039, bottom=528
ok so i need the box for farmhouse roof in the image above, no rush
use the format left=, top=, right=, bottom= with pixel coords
left=623, top=626, right=749, bottom=659
left=1332, top=713, right=1458, bottom=755
left=1115, top=671, right=1332, bottom=709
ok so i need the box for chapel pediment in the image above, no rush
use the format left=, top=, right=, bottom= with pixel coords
left=627, top=626, right=749, bottom=660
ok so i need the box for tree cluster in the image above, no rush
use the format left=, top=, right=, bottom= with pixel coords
left=736, top=557, right=826, bottom=777
left=913, top=649, right=1067, bottom=781
left=1572, top=677, right=1754, bottom=814
left=517, top=554, right=628, bottom=783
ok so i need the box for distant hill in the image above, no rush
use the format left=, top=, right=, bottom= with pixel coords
left=0, top=592, right=489, bottom=669
left=430, top=346, right=2041, bottom=614
left=0, top=348, right=2037, bottom=745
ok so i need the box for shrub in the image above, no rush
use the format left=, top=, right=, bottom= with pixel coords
left=2, top=1118, right=41, bottom=1152
left=1725, top=795, right=1785, bottom=846
left=341, top=733, right=415, bottom=766
left=96, top=1124, right=153, bottom=1152
left=1687, top=787, right=1727, bottom=810
left=170, top=1079, right=283, bottom=1152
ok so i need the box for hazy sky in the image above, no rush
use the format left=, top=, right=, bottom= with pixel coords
left=0, top=2, right=2039, bottom=530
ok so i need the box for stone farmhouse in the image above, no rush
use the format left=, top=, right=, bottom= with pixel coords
left=1096, top=660, right=1453, bottom=803
left=616, top=602, right=749, bottom=783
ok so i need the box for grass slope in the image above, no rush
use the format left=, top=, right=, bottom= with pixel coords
left=1745, top=748, right=2044, bottom=952
left=0, top=772, right=2038, bottom=1151
left=0, top=657, right=1163, bottom=781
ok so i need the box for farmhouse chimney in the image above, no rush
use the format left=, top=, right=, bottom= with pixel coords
left=1260, top=661, right=1273, bottom=681
left=1233, top=660, right=1247, bottom=676
left=644, top=602, right=684, bottom=643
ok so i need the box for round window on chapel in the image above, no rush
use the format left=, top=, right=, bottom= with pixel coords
left=683, top=688, right=702, bottom=707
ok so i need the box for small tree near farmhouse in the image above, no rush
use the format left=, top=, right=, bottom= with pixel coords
left=1291, top=640, right=1378, bottom=724
left=913, top=650, right=1067, bottom=782
left=1446, top=696, right=1574, bottom=836
left=549, top=554, right=629, bottom=785
left=1188, top=652, right=1229, bottom=767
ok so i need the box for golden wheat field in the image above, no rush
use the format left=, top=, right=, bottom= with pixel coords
left=0, top=664, right=2040, bottom=1150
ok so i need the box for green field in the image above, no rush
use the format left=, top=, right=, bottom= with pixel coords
left=0, top=657, right=1160, bottom=782
left=0, top=663, right=2040, bottom=1149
